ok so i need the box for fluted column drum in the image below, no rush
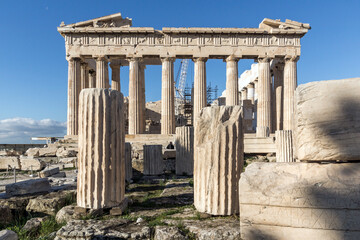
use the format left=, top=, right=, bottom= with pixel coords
left=77, top=88, right=125, bottom=209
left=194, top=106, right=244, bottom=215
left=276, top=130, right=294, bottom=162
left=175, top=126, right=194, bottom=175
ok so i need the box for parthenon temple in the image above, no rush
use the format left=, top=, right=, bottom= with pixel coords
left=57, top=13, right=310, bottom=139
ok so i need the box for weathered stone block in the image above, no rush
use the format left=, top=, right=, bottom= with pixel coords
left=25, top=148, right=40, bottom=157
left=175, top=126, right=194, bottom=175
left=77, top=89, right=125, bottom=209
left=56, top=147, right=77, bottom=158
left=39, top=167, right=60, bottom=178
left=239, top=162, right=360, bottom=240
left=143, top=145, right=164, bottom=175
left=6, top=178, right=50, bottom=197
left=194, top=106, right=243, bottom=215
left=38, top=145, right=59, bottom=157
left=19, top=156, right=46, bottom=171
left=0, top=156, right=20, bottom=170
left=295, top=78, right=360, bottom=161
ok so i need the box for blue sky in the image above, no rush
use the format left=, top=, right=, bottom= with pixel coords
left=0, top=0, right=359, bottom=143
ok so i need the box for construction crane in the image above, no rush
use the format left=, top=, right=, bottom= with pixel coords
left=174, top=59, right=189, bottom=115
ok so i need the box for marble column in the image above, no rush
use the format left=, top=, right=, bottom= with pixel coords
left=225, top=55, right=239, bottom=106
left=96, top=56, right=109, bottom=88
left=193, top=57, right=207, bottom=123
left=256, top=57, right=272, bottom=137
left=273, top=61, right=284, bottom=131
left=283, top=56, right=299, bottom=131
left=89, top=70, right=96, bottom=88
left=77, top=88, right=125, bottom=209
left=67, top=58, right=81, bottom=136
left=110, top=63, right=121, bottom=91
left=80, top=62, right=89, bottom=91
left=247, top=83, right=255, bottom=104
left=128, top=58, right=143, bottom=134
left=161, top=57, right=175, bottom=134
left=139, top=64, right=146, bottom=133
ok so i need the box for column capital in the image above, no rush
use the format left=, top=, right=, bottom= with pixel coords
left=127, top=57, right=142, bottom=63
left=285, top=55, right=300, bottom=62
left=109, top=63, right=121, bottom=69
left=192, top=57, right=208, bottom=63
left=94, top=55, right=108, bottom=61
left=247, top=82, right=254, bottom=88
left=257, top=57, right=272, bottom=63
left=225, top=55, right=239, bottom=62
left=161, top=57, right=176, bottom=63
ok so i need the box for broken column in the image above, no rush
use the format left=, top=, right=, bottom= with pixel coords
left=194, top=106, right=243, bottom=215
left=77, top=88, right=125, bottom=209
left=143, top=145, right=164, bottom=175
left=175, top=126, right=194, bottom=175
left=125, top=142, right=132, bottom=182
left=275, top=130, right=294, bottom=162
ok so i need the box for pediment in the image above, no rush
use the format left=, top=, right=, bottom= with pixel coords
left=60, top=13, right=132, bottom=28
left=259, top=18, right=311, bottom=31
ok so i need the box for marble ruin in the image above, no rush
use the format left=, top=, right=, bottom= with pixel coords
left=57, top=14, right=310, bottom=138
left=10, top=11, right=360, bottom=240
left=77, top=88, right=125, bottom=209
left=175, top=126, right=194, bottom=175
left=194, top=106, right=243, bottom=215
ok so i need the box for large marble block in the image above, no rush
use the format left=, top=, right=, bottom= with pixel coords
left=295, top=78, right=360, bottom=161
left=0, top=157, right=20, bottom=170
left=175, top=126, right=194, bottom=175
left=194, top=106, right=243, bottom=215
left=77, top=88, right=125, bottom=209
left=239, top=162, right=360, bottom=240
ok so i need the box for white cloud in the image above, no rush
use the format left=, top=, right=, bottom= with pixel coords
left=0, top=118, right=66, bottom=144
